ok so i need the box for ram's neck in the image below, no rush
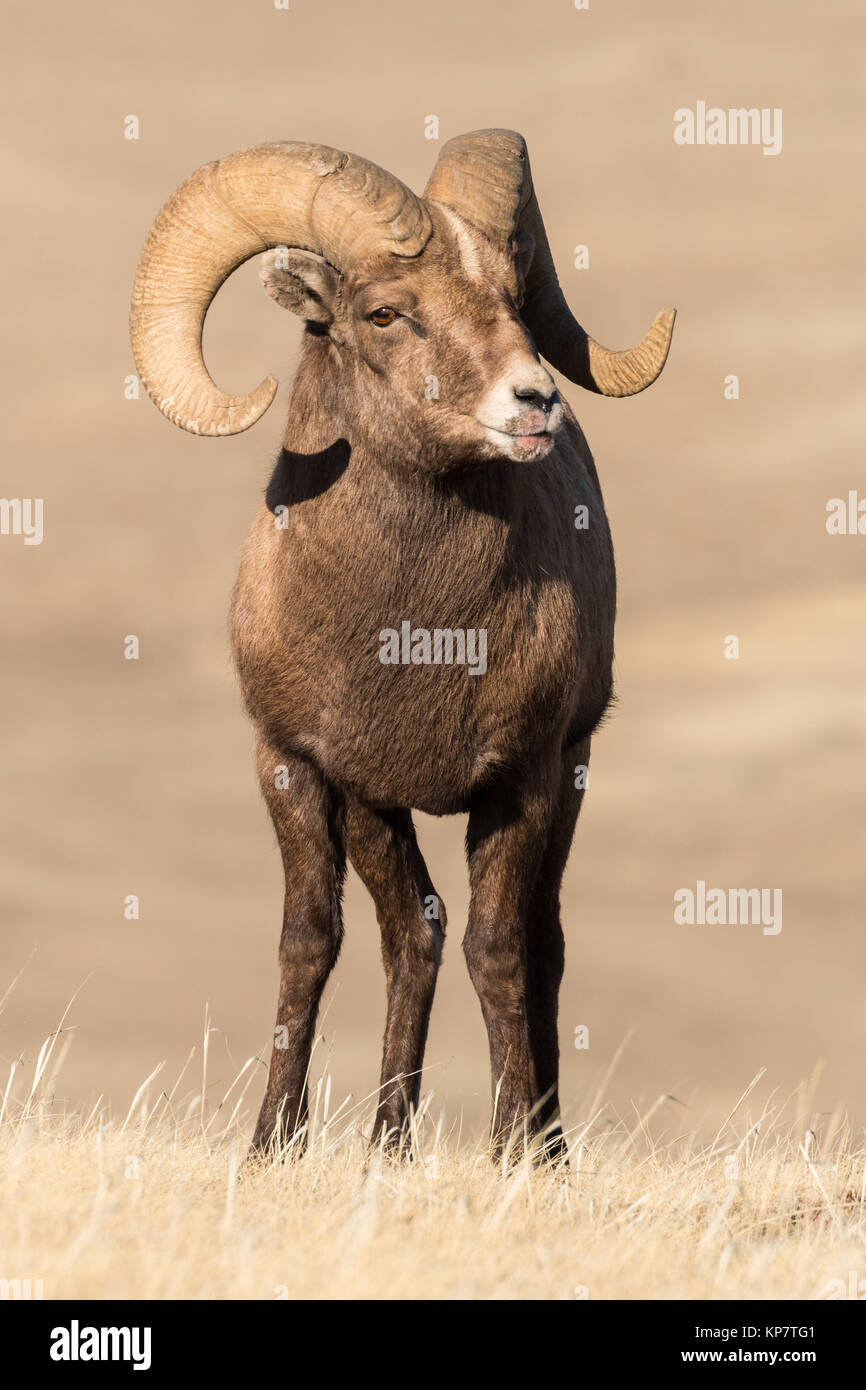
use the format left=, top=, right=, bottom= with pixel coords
left=283, top=337, right=439, bottom=486
left=279, top=336, right=348, bottom=454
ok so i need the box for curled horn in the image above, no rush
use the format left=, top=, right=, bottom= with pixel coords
left=424, top=129, right=675, bottom=396
left=130, top=142, right=431, bottom=436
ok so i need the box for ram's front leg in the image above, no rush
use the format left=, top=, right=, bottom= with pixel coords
left=250, top=735, right=346, bottom=1157
left=346, top=801, right=445, bottom=1150
left=463, top=764, right=557, bottom=1157
left=524, top=735, right=591, bottom=1164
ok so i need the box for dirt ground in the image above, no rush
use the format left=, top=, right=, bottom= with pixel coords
left=1, top=0, right=863, bottom=1143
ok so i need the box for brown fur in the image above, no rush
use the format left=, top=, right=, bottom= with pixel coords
left=231, top=205, right=615, bottom=1157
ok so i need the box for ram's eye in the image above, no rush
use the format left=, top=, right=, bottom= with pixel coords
left=369, top=306, right=398, bottom=327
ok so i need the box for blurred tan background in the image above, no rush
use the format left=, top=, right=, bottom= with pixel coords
left=2, top=0, right=863, bottom=1138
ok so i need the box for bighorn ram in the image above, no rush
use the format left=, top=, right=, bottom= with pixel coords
left=130, top=131, right=675, bottom=1158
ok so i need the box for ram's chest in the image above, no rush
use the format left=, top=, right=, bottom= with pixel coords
left=233, top=461, right=611, bottom=812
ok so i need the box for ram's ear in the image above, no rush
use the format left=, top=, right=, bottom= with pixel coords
left=259, top=248, right=341, bottom=324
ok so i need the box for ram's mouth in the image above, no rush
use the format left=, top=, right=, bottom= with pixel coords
left=483, top=424, right=556, bottom=459
left=514, top=429, right=552, bottom=447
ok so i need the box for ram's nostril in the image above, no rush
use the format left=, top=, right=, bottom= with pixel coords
left=513, top=386, right=555, bottom=410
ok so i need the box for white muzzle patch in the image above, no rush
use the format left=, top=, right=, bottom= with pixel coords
left=476, top=356, right=563, bottom=461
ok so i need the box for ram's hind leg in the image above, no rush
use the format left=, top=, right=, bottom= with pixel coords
left=463, top=758, right=559, bottom=1157
left=251, top=735, right=346, bottom=1156
left=346, top=801, right=445, bottom=1148
left=525, top=735, right=592, bottom=1163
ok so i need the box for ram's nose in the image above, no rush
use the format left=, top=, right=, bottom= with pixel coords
left=476, top=353, right=563, bottom=458
left=512, top=383, right=560, bottom=434
left=513, top=383, right=558, bottom=412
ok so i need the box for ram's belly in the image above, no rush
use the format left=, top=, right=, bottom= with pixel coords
left=237, top=577, right=585, bottom=814
left=308, top=647, right=574, bottom=814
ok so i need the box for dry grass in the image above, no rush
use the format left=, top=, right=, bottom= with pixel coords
left=1, top=999, right=864, bottom=1301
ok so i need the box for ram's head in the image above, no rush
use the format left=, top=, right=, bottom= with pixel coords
left=130, top=131, right=675, bottom=463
